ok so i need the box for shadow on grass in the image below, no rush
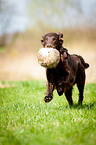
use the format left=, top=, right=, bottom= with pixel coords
left=54, top=102, right=95, bottom=110
left=70, top=102, right=95, bottom=109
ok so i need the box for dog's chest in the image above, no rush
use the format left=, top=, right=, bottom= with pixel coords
left=47, top=62, right=68, bottom=84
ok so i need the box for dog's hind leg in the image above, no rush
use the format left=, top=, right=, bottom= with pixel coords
left=76, top=63, right=85, bottom=105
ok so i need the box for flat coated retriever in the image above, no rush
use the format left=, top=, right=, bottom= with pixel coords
left=41, top=32, right=89, bottom=106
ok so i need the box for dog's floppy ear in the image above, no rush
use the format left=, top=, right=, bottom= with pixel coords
left=41, top=35, right=45, bottom=46
left=58, top=32, right=63, bottom=45
left=61, top=51, right=68, bottom=62
left=58, top=32, right=63, bottom=38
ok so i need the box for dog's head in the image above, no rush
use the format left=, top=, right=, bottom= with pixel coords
left=41, top=32, right=63, bottom=51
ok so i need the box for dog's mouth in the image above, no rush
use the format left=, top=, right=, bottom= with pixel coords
left=46, top=46, right=56, bottom=49
left=45, top=44, right=56, bottom=49
left=45, top=46, right=59, bottom=51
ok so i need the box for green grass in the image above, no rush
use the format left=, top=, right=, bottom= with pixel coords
left=0, top=81, right=96, bottom=145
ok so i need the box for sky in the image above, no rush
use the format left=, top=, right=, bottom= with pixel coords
left=0, top=0, right=96, bottom=35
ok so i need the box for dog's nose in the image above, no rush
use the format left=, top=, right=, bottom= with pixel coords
left=46, top=44, right=52, bottom=48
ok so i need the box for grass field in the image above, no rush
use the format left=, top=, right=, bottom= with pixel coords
left=0, top=81, right=96, bottom=145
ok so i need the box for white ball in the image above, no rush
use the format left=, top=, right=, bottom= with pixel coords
left=37, top=48, right=60, bottom=69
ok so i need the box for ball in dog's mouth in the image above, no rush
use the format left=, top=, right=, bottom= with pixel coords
left=37, top=48, right=60, bottom=69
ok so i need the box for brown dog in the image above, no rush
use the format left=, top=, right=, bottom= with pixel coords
left=41, top=32, right=89, bottom=106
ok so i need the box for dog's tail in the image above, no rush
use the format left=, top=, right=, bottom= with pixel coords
left=77, top=55, right=89, bottom=69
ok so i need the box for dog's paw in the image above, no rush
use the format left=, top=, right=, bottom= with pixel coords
left=44, top=96, right=53, bottom=103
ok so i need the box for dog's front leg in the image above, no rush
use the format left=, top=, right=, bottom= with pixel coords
left=44, top=81, right=54, bottom=103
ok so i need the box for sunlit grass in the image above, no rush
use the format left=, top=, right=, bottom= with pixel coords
left=0, top=81, right=96, bottom=145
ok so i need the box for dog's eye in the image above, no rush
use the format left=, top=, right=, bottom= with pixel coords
left=53, top=38, right=56, bottom=41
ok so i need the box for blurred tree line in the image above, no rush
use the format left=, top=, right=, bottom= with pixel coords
left=27, top=0, right=82, bottom=29
left=0, top=0, right=17, bottom=46
left=0, top=0, right=96, bottom=47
